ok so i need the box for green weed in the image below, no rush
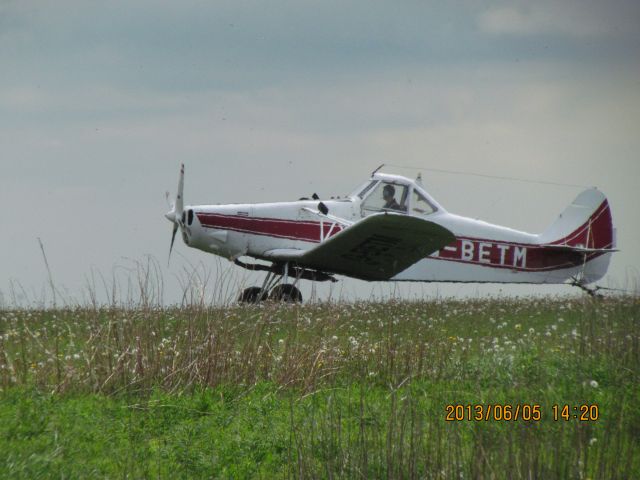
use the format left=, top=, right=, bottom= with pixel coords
left=0, top=297, right=638, bottom=478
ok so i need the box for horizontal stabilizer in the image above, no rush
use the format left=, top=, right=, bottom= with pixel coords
left=540, top=244, right=618, bottom=253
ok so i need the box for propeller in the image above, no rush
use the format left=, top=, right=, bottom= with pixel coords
left=165, top=163, right=185, bottom=265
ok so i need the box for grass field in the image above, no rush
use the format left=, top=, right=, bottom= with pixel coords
left=1, top=296, right=638, bottom=478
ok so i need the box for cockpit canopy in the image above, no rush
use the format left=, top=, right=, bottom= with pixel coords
left=352, top=173, right=441, bottom=217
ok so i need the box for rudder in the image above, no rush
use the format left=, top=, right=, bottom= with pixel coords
left=539, top=188, right=615, bottom=283
left=539, top=188, right=614, bottom=249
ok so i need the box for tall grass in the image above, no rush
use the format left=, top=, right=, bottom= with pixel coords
left=2, top=298, right=635, bottom=395
left=1, top=296, right=639, bottom=478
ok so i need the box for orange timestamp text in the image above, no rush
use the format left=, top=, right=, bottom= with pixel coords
left=446, top=404, right=542, bottom=422
left=445, top=404, right=600, bottom=422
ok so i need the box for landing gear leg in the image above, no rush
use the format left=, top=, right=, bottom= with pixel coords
left=268, top=262, right=303, bottom=303
left=573, top=282, right=602, bottom=298
left=237, top=271, right=274, bottom=304
left=268, top=284, right=303, bottom=303
left=236, top=261, right=312, bottom=304
left=237, top=269, right=288, bottom=304
left=570, top=276, right=603, bottom=298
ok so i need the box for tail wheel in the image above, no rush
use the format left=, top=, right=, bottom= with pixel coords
left=269, top=284, right=303, bottom=303
left=238, top=287, right=267, bottom=304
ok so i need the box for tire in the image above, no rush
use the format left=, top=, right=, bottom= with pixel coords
left=238, top=286, right=267, bottom=304
left=268, top=284, right=303, bottom=303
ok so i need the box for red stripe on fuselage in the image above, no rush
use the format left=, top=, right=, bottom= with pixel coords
left=431, top=199, right=612, bottom=272
left=431, top=239, right=603, bottom=272
left=196, top=213, right=343, bottom=243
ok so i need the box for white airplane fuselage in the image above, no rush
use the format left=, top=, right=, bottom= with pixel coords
left=175, top=173, right=614, bottom=286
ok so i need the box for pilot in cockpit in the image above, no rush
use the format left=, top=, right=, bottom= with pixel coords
left=383, top=184, right=405, bottom=211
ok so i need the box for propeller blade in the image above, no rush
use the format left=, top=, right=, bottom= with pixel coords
left=168, top=223, right=178, bottom=265
left=166, top=163, right=185, bottom=266
left=175, top=163, right=184, bottom=215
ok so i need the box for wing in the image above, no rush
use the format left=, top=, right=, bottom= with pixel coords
left=264, top=213, right=455, bottom=281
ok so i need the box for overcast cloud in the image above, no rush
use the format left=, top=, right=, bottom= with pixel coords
left=1, top=0, right=639, bottom=305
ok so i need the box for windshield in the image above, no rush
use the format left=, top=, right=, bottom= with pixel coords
left=412, top=189, right=436, bottom=215
left=357, top=180, right=378, bottom=199
left=361, top=181, right=408, bottom=214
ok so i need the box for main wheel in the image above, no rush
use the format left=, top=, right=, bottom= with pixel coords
left=238, top=286, right=267, bottom=304
left=268, top=284, right=303, bottom=303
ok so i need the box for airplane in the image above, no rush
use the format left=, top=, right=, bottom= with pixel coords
left=165, top=164, right=617, bottom=302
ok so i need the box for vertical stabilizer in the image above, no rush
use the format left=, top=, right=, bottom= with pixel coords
left=539, top=188, right=615, bottom=283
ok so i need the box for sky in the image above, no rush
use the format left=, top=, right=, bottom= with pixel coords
left=1, top=0, right=639, bottom=306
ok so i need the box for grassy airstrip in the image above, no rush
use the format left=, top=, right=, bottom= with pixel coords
left=0, top=296, right=638, bottom=478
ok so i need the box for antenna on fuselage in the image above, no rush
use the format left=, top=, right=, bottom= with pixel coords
left=371, top=164, right=385, bottom=176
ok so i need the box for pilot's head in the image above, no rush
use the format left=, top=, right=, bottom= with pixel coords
left=383, top=184, right=395, bottom=200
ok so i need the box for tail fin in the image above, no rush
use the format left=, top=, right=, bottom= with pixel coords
left=539, top=188, right=616, bottom=283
